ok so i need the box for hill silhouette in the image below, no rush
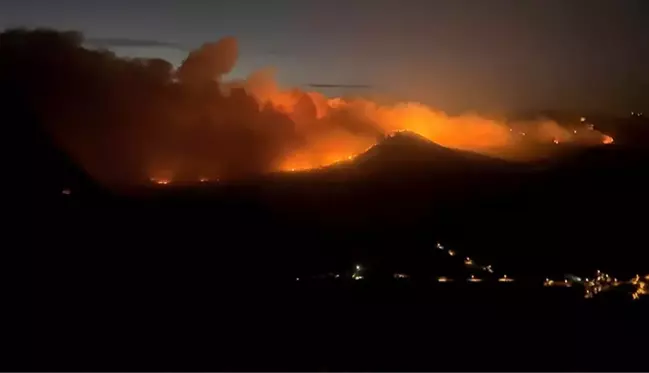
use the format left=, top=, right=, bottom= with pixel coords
left=344, top=130, right=517, bottom=173
left=266, top=130, right=524, bottom=199
left=30, top=118, right=647, bottom=276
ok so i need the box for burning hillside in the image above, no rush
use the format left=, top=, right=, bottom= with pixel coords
left=1, top=30, right=614, bottom=186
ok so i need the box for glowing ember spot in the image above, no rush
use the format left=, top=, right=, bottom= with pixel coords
left=150, top=178, right=170, bottom=185
left=199, top=177, right=209, bottom=183
left=602, top=135, right=614, bottom=144
left=580, top=117, right=586, bottom=122
left=553, top=138, right=560, bottom=144
left=438, top=277, right=452, bottom=283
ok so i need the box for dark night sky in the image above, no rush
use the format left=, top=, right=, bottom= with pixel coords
left=1, top=0, right=647, bottom=114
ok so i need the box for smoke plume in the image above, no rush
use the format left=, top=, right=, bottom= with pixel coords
left=0, top=29, right=612, bottom=185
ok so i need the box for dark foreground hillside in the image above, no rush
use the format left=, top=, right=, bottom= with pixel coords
left=27, top=135, right=649, bottom=371
left=30, top=275, right=648, bottom=371
left=45, top=133, right=647, bottom=277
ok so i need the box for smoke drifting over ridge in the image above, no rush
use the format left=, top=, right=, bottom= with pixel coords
left=1, top=29, right=612, bottom=185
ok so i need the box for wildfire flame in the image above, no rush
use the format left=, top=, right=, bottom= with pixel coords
left=4, top=30, right=618, bottom=184
left=150, top=177, right=170, bottom=185
left=140, top=46, right=621, bottom=179
left=149, top=81, right=618, bottom=179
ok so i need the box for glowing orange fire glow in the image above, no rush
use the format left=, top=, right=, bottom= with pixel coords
left=150, top=178, right=170, bottom=185
left=145, top=87, right=619, bottom=179
left=234, top=68, right=615, bottom=175
left=31, top=33, right=616, bottom=183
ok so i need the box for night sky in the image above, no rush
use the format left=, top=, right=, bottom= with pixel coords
left=2, top=0, right=647, bottom=114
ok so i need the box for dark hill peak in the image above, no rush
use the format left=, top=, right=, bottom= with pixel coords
left=350, top=130, right=513, bottom=173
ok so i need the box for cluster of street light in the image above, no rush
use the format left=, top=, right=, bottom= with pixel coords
left=545, top=269, right=647, bottom=300
left=439, top=243, right=645, bottom=300
left=435, top=242, right=645, bottom=300
left=295, top=241, right=646, bottom=302
left=436, top=242, right=510, bottom=283
left=352, top=265, right=364, bottom=280
left=631, top=274, right=647, bottom=300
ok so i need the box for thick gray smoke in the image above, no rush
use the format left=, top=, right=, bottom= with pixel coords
left=176, top=37, right=238, bottom=84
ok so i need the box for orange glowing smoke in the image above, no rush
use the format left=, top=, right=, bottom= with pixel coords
left=150, top=65, right=618, bottom=179
left=247, top=87, right=610, bottom=172
left=236, top=63, right=614, bottom=173
left=251, top=92, right=515, bottom=172
left=9, top=30, right=616, bottom=184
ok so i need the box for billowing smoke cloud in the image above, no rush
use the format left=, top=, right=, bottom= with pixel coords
left=0, top=29, right=612, bottom=185
left=177, top=37, right=238, bottom=84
